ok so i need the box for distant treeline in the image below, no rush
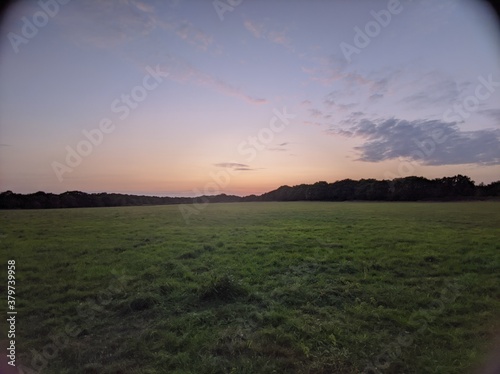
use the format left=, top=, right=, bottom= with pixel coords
left=1, top=175, right=499, bottom=209
left=257, top=175, right=499, bottom=202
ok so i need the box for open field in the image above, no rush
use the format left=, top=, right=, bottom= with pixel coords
left=1, top=202, right=500, bottom=373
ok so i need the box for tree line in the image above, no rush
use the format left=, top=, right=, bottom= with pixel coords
left=256, top=175, right=499, bottom=202
left=1, top=175, right=499, bottom=209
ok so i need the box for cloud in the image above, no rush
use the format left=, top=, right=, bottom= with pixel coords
left=479, top=108, right=500, bottom=123
left=133, top=1, right=154, bottom=13
left=322, top=91, right=357, bottom=114
left=215, top=162, right=248, bottom=168
left=243, top=19, right=293, bottom=50
left=244, top=20, right=265, bottom=38
left=300, top=57, right=483, bottom=140
left=300, top=56, right=402, bottom=126
left=323, top=98, right=357, bottom=112
left=309, top=108, right=323, bottom=118
left=303, top=56, right=438, bottom=108
left=214, top=162, right=256, bottom=171
left=174, top=20, right=213, bottom=50
left=333, top=117, right=500, bottom=166
left=55, top=1, right=160, bottom=49
left=159, top=55, right=267, bottom=105
left=338, top=111, right=366, bottom=127
left=267, top=142, right=291, bottom=152
left=64, top=3, right=264, bottom=105
left=205, top=74, right=267, bottom=104
left=58, top=1, right=214, bottom=52
left=303, top=121, right=323, bottom=127
left=268, top=30, right=292, bottom=49
left=401, top=76, right=467, bottom=109
left=301, top=55, right=373, bottom=87
left=369, top=93, right=384, bottom=102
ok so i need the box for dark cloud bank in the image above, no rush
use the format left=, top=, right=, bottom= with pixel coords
left=333, top=117, right=500, bottom=166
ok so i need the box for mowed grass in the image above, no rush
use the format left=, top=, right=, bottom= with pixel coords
left=1, top=202, right=499, bottom=373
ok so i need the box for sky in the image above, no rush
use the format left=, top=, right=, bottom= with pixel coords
left=0, top=0, right=499, bottom=197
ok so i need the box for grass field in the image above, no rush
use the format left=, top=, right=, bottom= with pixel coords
left=1, top=202, right=500, bottom=373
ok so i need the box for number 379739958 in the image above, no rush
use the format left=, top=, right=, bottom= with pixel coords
left=7, top=260, right=16, bottom=310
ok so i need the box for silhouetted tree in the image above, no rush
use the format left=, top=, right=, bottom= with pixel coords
left=0, top=175, right=497, bottom=209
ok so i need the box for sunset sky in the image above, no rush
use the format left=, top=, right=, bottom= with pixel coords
left=1, top=0, right=499, bottom=196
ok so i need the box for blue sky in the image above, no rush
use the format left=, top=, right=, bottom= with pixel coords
left=1, top=0, right=499, bottom=196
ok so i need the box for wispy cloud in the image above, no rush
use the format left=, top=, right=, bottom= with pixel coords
left=174, top=20, right=213, bottom=50
left=301, top=55, right=371, bottom=87
left=133, top=0, right=154, bottom=13
left=323, top=93, right=357, bottom=112
left=244, top=20, right=266, bottom=38
left=332, top=117, right=500, bottom=166
left=215, top=162, right=249, bottom=169
left=214, top=162, right=262, bottom=171
left=55, top=0, right=160, bottom=49
left=303, top=120, right=323, bottom=127
left=234, top=167, right=254, bottom=171
left=157, top=55, right=267, bottom=105
left=299, top=55, right=483, bottom=139
left=479, top=108, right=500, bottom=123
left=300, top=55, right=403, bottom=126
left=268, top=30, right=291, bottom=48
left=243, top=19, right=293, bottom=50
left=267, top=142, right=291, bottom=152
left=58, top=1, right=214, bottom=52
left=59, top=2, right=266, bottom=105
left=401, top=73, right=469, bottom=109
left=309, top=108, right=323, bottom=118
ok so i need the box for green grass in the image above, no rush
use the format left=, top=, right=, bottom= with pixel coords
left=1, top=202, right=499, bottom=373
